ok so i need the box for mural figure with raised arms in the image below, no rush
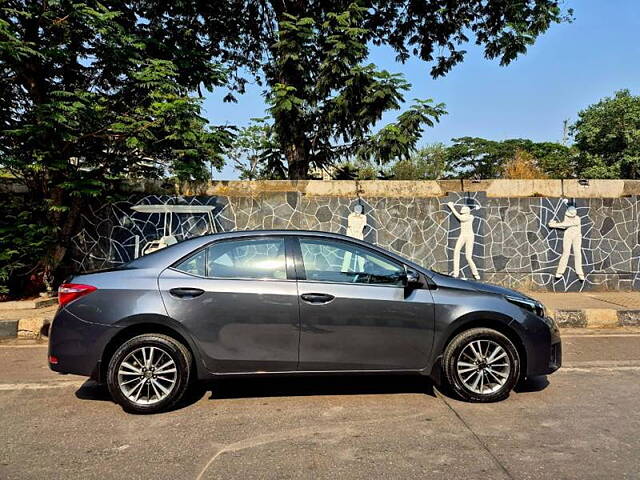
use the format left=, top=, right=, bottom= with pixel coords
left=548, top=204, right=585, bottom=281
left=447, top=201, right=480, bottom=280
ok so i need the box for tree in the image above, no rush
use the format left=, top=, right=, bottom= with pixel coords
left=227, top=118, right=286, bottom=180
left=446, top=137, right=515, bottom=178
left=390, top=143, right=448, bottom=180
left=446, top=137, right=576, bottom=179
left=571, top=89, right=640, bottom=179
left=0, top=1, right=234, bottom=291
left=502, top=149, right=547, bottom=179
left=198, top=0, right=572, bottom=179
left=265, top=5, right=446, bottom=179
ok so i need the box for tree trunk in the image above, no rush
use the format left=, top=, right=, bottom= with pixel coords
left=49, top=188, right=83, bottom=284
left=287, top=141, right=310, bottom=179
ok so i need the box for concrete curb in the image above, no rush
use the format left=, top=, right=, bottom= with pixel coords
left=0, top=319, right=19, bottom=339
left=34, top=297, right=57, bottom=309
left=549, top=309, right=640, bottom=328
left=18, top=317, right=52, bottom=339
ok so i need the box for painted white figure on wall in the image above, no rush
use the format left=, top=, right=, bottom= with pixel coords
left=342, top=204, right=368, bottom=272
left=447, top=201, right=480, bottom=280
left=548, top=205, right=585, bottom=281
left=346, top=204, right=367, bottom=240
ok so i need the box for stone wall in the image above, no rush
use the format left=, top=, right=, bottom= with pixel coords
left=70, top=180, right=640, bottom=292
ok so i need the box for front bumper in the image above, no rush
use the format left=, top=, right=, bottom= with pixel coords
left=548, top=340, right=562, bottom=373
left=48, top=307, right=118, bottom=378
left=524, top=315, right=562, bottom=376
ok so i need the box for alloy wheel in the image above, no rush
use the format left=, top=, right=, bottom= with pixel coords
left=456, top=339, right=511, bottom=395
left=117, top=346, right=178, bottom=405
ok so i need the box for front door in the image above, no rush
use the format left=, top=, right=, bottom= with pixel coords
left=294, top=236, right=435, bottom=371
left=158, top=236, right=300, bottom=373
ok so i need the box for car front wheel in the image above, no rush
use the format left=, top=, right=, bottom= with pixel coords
left=442, top=327, right=520, bottom=402
left=107, top=334, right=192, bottom=414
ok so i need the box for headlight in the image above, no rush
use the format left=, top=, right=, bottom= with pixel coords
left=505, top=295, right=546, bottom=318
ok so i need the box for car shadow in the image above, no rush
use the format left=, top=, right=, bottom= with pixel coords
left=75, top=375, right=437, bottom=412
left=205, top=374, right=436, bottom=400
left=75, top=380, right=111, bottom=402
left=514, top=375, right=549, bottom=394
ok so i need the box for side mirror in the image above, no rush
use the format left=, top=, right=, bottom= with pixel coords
left=402, top=268, right=421, bottom=288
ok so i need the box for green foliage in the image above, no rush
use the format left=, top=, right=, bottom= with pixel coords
left=0, top=1, right=234, bottom=294
left=390, top=143, right=448, bottom=180
left=445, top=137, right=576, bottom=179
left=228, top=118, right=287, bottom=179
left=571, top=90, right=640, bottom=179
left=0, top=196, right=55, bottom=296
left=264, top=4, right=446, bottom=178
left=209, top=0, right=569, bottom=178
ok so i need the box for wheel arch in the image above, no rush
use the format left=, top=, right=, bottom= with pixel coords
left=430, top=313, right=527, bottom=383
left=99, top=315, right=204, bottom=383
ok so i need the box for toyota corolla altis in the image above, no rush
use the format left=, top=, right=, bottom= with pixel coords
left=49, top=230, right=561, bottom=413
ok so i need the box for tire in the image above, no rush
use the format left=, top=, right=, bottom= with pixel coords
left=442, top=327, right=520, bottom=402
left=107, top=334, right=192, bottom=414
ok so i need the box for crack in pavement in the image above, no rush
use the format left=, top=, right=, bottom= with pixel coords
left=194, top=411, right=426, bottom=480
left=436, top=391, right=515, bottom=480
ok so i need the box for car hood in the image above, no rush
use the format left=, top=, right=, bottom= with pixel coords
left=428, top=271, right=534, bottom=301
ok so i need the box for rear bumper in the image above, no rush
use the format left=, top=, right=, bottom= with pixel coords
left=48, top=308, right=118, bottom=378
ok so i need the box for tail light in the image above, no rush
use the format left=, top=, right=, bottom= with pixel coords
left=58, top=283, right=97, bottom=307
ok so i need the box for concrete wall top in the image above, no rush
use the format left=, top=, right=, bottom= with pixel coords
left=203, top=179, right=640, bottom=198
left=3, top=178, right=640, bottom=198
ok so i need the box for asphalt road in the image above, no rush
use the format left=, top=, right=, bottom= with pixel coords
left=1, top=332, right=640, bottom=480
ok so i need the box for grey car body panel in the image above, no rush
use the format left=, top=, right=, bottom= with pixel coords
left=158, top=269, right=301, bottom=373
left=297, top=281, right=435, bottom=370
left=49, top=230, right=561, bottom=382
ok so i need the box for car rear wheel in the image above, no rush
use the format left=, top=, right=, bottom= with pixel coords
left=107, top=334, right=192, bottom=414
left=442, top=327, right=520, bottom=402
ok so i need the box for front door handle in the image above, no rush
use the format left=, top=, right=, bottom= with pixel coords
left=300, top=293, right=335, bottom=304
left=170, top=287, right=205, bottom=298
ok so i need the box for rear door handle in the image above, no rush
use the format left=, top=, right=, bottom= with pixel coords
left=300, top=293, right=335, bottom=304
left=170, top=287, right=205, bottom=298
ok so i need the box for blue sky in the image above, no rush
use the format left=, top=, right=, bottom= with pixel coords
left=204, top=0, right=640, bottom=179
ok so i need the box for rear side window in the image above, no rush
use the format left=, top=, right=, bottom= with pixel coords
left=175, top=249, right=206, bottom=276
left=175, top=237, right=287, bottom=280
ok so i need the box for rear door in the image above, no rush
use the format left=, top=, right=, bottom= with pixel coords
left=158, top=236, right=300, bottom=373
left=294, top=236, right=435, bottom=371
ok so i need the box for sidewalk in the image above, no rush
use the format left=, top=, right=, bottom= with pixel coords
left=524, top=291, right=640, bottom=328
left=0, top=299, right=57, bottom=340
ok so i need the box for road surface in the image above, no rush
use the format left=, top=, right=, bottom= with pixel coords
left=1, top=331, right=639, bottom=479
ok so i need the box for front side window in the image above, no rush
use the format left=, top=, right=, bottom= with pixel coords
left=299, top=238, right=404, bottom=286
left=175, top=237, right=287, bottom=280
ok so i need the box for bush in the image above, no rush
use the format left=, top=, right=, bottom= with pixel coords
left=502, top=149, right=547, bottom=179
left=0, top=196, right=55, bottom=298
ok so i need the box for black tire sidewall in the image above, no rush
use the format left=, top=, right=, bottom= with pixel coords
left=443, top=328, right=520, bottom=403
left=106, top=334, right=191, bottom=414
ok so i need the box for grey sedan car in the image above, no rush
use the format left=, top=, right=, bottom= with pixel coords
left=49, top=230, right=561, bottom=413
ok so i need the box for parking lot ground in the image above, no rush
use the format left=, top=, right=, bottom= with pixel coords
left=1, top=330, right=639, bottom=479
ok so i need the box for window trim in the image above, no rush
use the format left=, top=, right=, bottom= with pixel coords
left=169, top=235, right=295, bottom=282
left=293, top=235, right=407, bottom=288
